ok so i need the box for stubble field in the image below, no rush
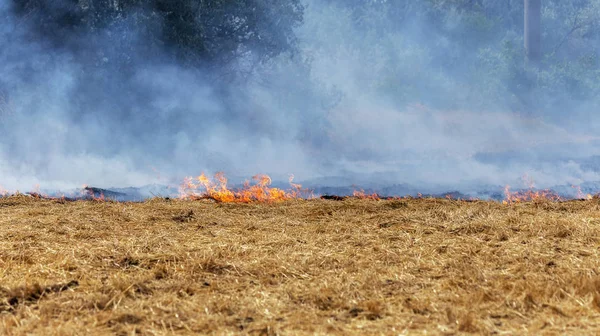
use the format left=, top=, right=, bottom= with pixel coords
left=1, top=195, right=600, bottom=335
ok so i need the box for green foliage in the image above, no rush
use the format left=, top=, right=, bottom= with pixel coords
left=8, top=0, right=600, bottom=114
left=11, top=0, right=304, bottom=69
left=323, top=0, right=600, bottom=113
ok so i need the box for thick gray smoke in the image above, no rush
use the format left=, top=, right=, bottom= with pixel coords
left=2, top=0, right=600, bottom=196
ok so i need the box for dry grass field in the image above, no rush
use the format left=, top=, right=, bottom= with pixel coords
left=1, top=195, right=600, bottom=335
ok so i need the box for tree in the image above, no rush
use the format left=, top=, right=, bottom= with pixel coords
left=10, top=0, right=304, bottom=70
left=524, top=0, right=541, bottom=65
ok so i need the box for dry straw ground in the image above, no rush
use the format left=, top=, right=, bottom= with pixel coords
left=1, top=195, right=600, bottom=335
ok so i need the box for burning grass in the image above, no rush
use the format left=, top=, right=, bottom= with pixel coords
left=178, top=173, right=308, bottom=203
left=1, top=196, right=600, bottom=334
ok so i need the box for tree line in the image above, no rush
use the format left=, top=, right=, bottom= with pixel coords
left=3, top=0, right=600, bottom=116
left=10, top=0, right=304, bottom=69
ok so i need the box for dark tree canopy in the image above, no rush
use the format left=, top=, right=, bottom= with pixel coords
left=10, top=0, right=304, bottom=69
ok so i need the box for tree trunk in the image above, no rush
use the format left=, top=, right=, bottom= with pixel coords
left=524, top=0, right=541, bottom=66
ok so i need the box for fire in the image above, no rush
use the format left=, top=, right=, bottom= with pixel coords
left=571, top=185, right=593, bottom=200
left=1, top=172, right=597, bottom=204
left=179, top=172, right=307, bottom=203
left=502, top=175, right=565, bottom=204
left=82, top=186, right=106, bottom=201
left=352, top=190, right=380, bottom=200
left=503, top=184, right=561, bottom=204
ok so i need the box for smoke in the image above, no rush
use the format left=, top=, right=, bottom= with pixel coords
left=1, top=0, right=600, bottom=194
left=291, top=0, right=600, bottom=191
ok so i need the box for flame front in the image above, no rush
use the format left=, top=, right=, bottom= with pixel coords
left=352, top=190, right=381, bottom=200
left=179, top=172, right=308, bottom=203
left=1, top=173, right=597, bottom=203
left=503, top=184, right=561, bottom=204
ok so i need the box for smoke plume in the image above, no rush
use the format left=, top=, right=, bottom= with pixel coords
left=1, top=0, right=600, bottom=196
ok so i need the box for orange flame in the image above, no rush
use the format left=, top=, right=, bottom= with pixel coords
left=571, top=185, right=593, bottom=200
left=179, top=172, right=309, bottom=203
left=352, top=189, right=380, bottom=200
left=87, top=191, right=106, bottom=202
left=503, top=183, right=561, bottom=204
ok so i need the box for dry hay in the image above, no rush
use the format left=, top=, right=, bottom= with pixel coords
left=1, top=196, right=600, bottom=335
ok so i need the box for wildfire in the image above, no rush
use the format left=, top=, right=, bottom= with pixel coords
left=352, top=189, right=380, bottom=200
left=179, top=172, right=307, bottom=203
left=1, top=172, right=598, bottom=204
left=502, top=175, right=561, bottom=204
left=81, top=185, right=107, bottom=201
left=571, top=185, right=593, bottom=200
left=502, top=184, right=561, bottom=204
